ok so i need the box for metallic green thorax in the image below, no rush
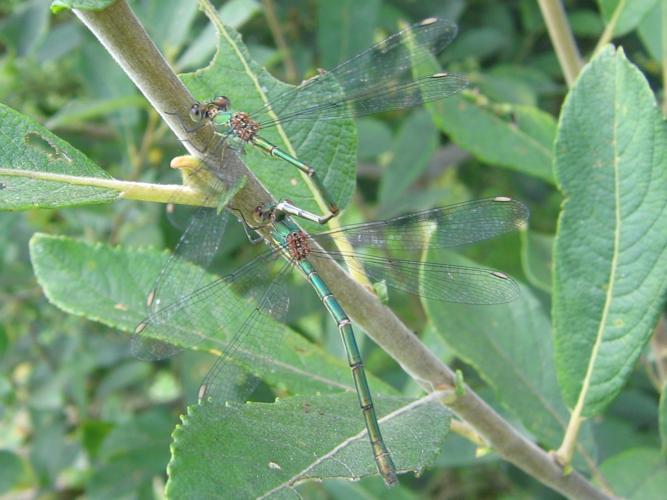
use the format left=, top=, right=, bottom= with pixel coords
left=269, top=216, right=397, bottom=485
left=211, top=111, right=233, bottom=126
left=211, top=109, right=338, bottom=220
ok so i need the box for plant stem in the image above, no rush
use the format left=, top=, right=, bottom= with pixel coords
left=0, top=168, right=208, bottom=206
left=73, top=0, right=276, bottom=221
left=594, top=0, right=625, bottom=56
left=73, top=2, right=610, bottom=498
left=261, top=0, right=299, bottom=84
left=650, top=315, right=667, bottom=387
left=662, top=0, right=667, bottom=115
left=537, top=0, right=584, bottom=87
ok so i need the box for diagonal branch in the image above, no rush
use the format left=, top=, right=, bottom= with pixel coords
left=73, top=2, right=609, bottom=498
left=537, top=0, right=584, bottom=87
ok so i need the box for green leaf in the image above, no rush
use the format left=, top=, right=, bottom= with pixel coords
left=378, top=110, right=437, bottom=207
left=321, top=477, right=415, bottom=498
left=180, top=11, right=356, bottom=230
left=599, top=0, right=659, bottom=37
left=317, top=0, right=380, bottom=68
left=96, top=361, right=152, bottom=399
left=521, top=230, right=553, bottom=293
left=51, top=0, right=115, bottom=13
left=569, top=9, right=605, bottom=36
left=660, top=383, right=667, bottom=457
left=407, top=27, right=555, bottom=183
left=600, top=448, right=667, bottom=499
left=43, top=95, right=148, bottom=129
left=429, top=95, right=556, bottom=183
left=441, top=27, right=509, bottom=63
left=356, top=118, right=392, bottom=160
left=81, top=420, right=114, bottom=459
left=0, top=450, right=23, bottom=494
left=593, top=416, right=657, bottom=461
left=0, top=103, right=118, bottom=210
left=0, top=0, right=50, bottom=56
left=79, top=44, right=141, bottom=139
left=423, top=251, right=570, bottom=449
left=166, top=393, right=449, bottom=497
left=553, top=46, right=667, bottom=415
left=637, top=0, right=662, bottom=60
left=135, top=0, right=198, bottom=52
left=30, top=416, right=78, bottom=485
left=476, top=72, right=538, bottom=107
left=176, top=0, right=260, bottom=71
left=87, top=410, right=172, bottom=499
left=29, top=233, right=394, bottom=398
left=435, top=433, right=497, bottom=468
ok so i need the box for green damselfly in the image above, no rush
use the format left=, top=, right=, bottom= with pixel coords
left=186, top=17, right=468, bottom=223
left=132, top=191, right=529, bottom=485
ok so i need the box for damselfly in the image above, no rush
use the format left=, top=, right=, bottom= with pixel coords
left=132, top=191, right=529, bottom=485
left=186, top=17, right=468, bottom=223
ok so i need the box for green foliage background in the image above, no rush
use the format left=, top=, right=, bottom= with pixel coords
left=1, top=0, right=667, bottom=498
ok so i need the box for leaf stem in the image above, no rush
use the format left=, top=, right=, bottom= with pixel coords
left=72, top=2, right=609, bottom=498
left=73, top=0, right=277, bottom=220
left=537, top=0, right=584, bottom=87
left=261, top=0, right=299, bottom=84
left=650, top=315, right=667, bottom=389
left=555, top=407, right=584, bottom=469
left=449, top=419, right=487, bottom=448
left=662, top=0, right=667, bottom=115
left=593, top=0, right=625, bottom=56
left=0, top=168, right=208, bottom=206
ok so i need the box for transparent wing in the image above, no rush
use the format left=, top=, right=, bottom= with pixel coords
left=310, top=252, right=519, bottom=304
left=311, top=197, right=529, bottom=251
left=131, top=208, right=229, bottom=360
left=198, top=261, right=291, bottom=410
left=306, top=198, right=528, bottom=304
left=249, top=17, right=466, bottom=125
left=256, top=72, right=467, bottom=126
left=131, top=246, right=282, bottom=362
left=152, top=208, right=229, bottom=308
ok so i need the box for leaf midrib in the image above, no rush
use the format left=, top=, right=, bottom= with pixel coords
left=575, top=59, right=623, bottom=412
left=33, top=235, right=355, bottom=393
left=257, top=393, right=441, bottom=498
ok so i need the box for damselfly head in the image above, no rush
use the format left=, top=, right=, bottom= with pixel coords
left=189, top=102, right=207, bottom=123
left=254, top=204, right=272, bottom=223
left=254, top=204, right=285, bottom=225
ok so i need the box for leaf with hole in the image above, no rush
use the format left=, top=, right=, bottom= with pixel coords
left=0, top=103, right=118, bottom=210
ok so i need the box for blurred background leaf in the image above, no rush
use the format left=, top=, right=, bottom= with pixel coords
left=0, top=0, right=665, bottom=498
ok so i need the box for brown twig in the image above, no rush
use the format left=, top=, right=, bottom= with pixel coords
left=261, top=0, right=299, bottom=83
left=71, top=2, right=610, bottom=498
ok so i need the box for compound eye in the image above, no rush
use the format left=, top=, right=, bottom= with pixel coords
left=214, top=96, right=230, bottom=111
left=189, top=103, right=202, bottom=122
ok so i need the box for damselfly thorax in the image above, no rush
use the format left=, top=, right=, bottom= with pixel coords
left=285, top=231, right=311, bottom=261
left=184, top=17, right=470, bottom=224
left=190, top=96, right=263, bottom=144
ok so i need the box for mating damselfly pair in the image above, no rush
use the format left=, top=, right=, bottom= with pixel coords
left=134, top=17, right=529, bottom=486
